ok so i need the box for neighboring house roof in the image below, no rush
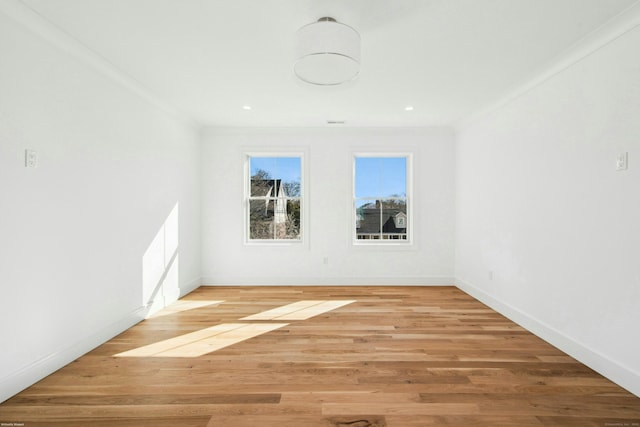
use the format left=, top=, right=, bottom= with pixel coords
left=251, top=179, right=285, bottom=197
left=356, top=204, right=407, bottom=234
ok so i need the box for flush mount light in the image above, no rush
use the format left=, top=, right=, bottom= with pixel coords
left=404, top=106, right=414, bottom=111
left=242, top=105, right=252, bottom=110
left=294, top=17, right=360, bottom=86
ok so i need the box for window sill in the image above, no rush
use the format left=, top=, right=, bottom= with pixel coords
left=244, top=239, right=306, bottom=249
left=352, top=240, right=417, bottom=251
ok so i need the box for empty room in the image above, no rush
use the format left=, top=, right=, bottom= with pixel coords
left=1, top=0, right=639, bottom=426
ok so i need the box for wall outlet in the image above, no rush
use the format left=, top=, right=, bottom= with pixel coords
left=616, top=152, right=628, bottom=171
left=25, top=149, right=38, bottom=168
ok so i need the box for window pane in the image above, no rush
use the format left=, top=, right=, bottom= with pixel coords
left=354, top=157, right=380, bottom=198
left=380, top=157, right=406, bottom=198
left=355, top=157, right=407, bottom=198
left=247, top=155, right=302, bottom=242
left=250, top=157, right=301, bottom=198
left=355, top=199, right=381, bottom=239
left=250, top=157, right=276, bottom=181
left=250, top=156, right=274, bottom=197
left=249, top=199, right=274, bottom=239
left=250, top=177, right=274, bottom=197
left=354, top=155, right=409, bottom=243
left=381, top=199, right=407, bottom=239
left=283, top=199, right=301, bottom=240
left=249, top=198, right=300, bottom=240
left=276, top=157, right=301, bottom=197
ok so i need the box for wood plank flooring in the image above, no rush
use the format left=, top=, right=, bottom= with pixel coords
left=1, top=286, right=638, bottom=426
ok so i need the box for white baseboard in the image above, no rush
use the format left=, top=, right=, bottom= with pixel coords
left=0, top=306, right=146, bottom=404
left=455, top=277, right=640, bottom=398
left=8, top=277, right=634, bottom=405
left=180, top=276, right=202, bottom=296
left=200, top=276, right=455, bottom=286
left=0, top=278, right=203, bottom=403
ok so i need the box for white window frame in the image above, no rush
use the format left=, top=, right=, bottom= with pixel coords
left=352, top=153, right=413, bottom=246
left=244, top=151, right=307, bottom=245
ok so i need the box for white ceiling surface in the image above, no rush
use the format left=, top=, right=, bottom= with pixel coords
left=19, top=0, right=637, bottom=127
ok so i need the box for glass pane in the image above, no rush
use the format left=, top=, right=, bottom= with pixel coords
left=250, top=157, right=275, bottom=179
left=355, top=199, right=381, bottom=239
left=354, top=157, right=380, bottom=198
left=277, top=157, right=301, bottom=197
left=248, top=156, right=302, bottom=241
left=381, top=199, right=407, bottom=239
left=250, top=177, right=275, bottom=197
left=250, top=157, right=301, bottom=197
left=249, top=199, right=274, bottom=239
left=355, top=156, right=407, bottom=198
left=282, top=199, right=301, bottom=240
left=250, top=157, right=274, bottom=197
left=380, top=157, right=406, bottom=198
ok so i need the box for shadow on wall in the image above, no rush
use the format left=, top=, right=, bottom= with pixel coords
left=142, top=202, right=180, bottom=317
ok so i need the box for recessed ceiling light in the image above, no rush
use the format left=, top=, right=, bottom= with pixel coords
left=242, top=105, right=252, bottom=110
left=404, top=106, right=414, bottom=111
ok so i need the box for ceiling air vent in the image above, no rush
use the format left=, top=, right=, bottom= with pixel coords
left=326, top=120, right=346, bottom=125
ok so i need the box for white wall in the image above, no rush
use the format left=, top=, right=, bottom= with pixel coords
left=2, top=0, right=637, bottom=406
left=455, top=24, right=640, bottom=395
left=0, top=8, right=201, bottom=402
left=202, top=127, right=455, bottom=285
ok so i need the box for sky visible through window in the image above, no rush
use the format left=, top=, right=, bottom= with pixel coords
left=250, top=157, right=300, bottom=185
left=355, top=157, right=406, bottom=202
left=249, top=156, right=406, bottom=200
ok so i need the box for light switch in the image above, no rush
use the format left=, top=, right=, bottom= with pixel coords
left=25, top=149, right=38, bottom=168
left=616, top=152, right=628, bottom=171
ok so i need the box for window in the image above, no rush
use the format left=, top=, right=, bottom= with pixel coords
left=354, top=155, right=410, bottom=243
left=246, top=155, right=302, bottom=242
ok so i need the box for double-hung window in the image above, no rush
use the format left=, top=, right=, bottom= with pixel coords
left=245, top=155, right=302, bottom=242
left=353, top=155, right=411, bottom=244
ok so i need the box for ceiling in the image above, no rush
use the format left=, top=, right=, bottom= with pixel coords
left=19, top=0, right=638, bottom=128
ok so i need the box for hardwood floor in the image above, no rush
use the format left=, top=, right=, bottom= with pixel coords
left=1, top=286, right=638, bottom=426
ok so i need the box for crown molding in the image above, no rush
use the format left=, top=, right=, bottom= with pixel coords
left=455, top=1, right=640, bottom=131
left=0, top=0, right=199, bottom=129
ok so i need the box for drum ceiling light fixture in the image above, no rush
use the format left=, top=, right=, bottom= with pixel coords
left=294, top=17, right=361, bottom=86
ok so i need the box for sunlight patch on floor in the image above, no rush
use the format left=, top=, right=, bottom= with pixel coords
left=114, top=323, right=288, bottom=358
left=148, top=300, right=225, bottom=318
left=115, top=299, right=355, bottom=358
left=241, top=300, right=356, bottom=321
